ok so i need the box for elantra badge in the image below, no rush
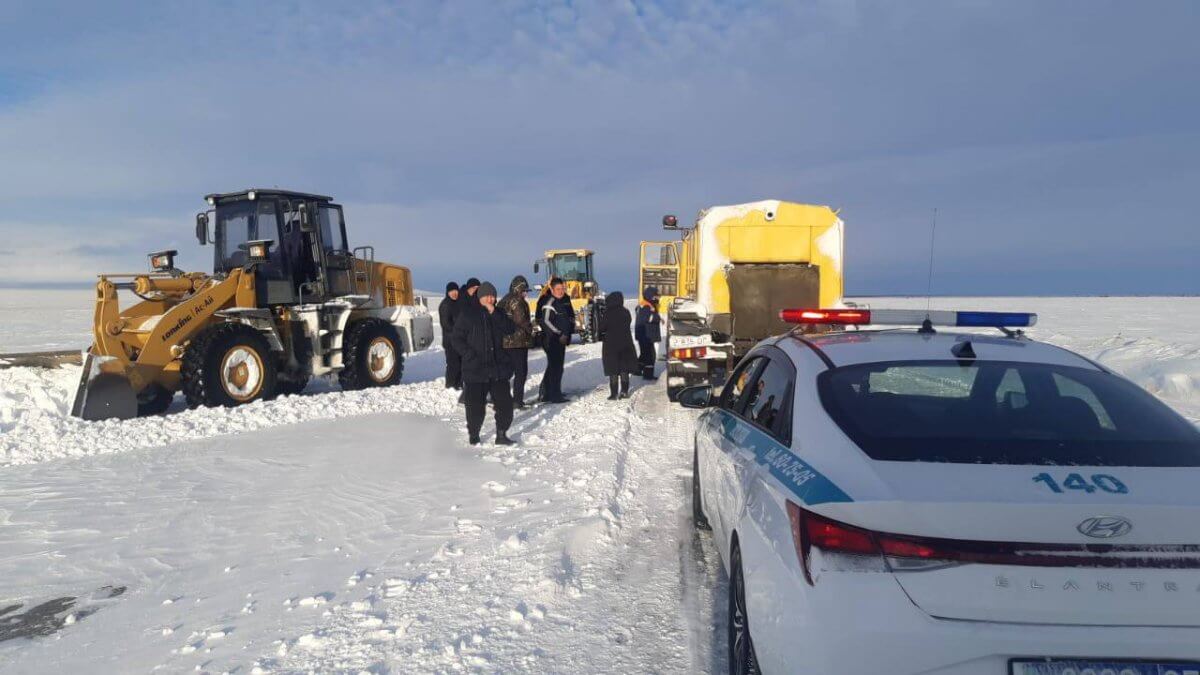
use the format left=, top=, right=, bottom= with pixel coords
left=1077, top=516, right=1133, bottom=539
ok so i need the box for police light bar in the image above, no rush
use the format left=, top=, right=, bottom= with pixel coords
left=779, top=308, right=1037, bottom=328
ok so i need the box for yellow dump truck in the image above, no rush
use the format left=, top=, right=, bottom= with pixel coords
left=71, top=189, right=434, bottom=420
left=639, top=200, right=845, bottom=398
left=530, top=248, right=606, bottom=342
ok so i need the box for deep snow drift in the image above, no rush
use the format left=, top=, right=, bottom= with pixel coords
left=0, top=294, right=1196, bottom=673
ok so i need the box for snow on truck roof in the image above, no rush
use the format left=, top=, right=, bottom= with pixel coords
left=781, top=329, right=1102, bottom=370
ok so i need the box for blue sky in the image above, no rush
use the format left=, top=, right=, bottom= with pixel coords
left=0, top=0, right=1197, bottom=295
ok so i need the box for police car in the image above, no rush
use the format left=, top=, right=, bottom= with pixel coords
left=678, top=308, right=1200, bottom=675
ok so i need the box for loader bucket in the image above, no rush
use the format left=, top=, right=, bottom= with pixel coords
left=70, top=354, right=137, bottom=421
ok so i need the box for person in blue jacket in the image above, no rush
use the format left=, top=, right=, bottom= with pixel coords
left=634, top=286, right=661, bottom=380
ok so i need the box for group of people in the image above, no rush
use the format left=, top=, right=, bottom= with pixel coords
left=437, top=276, right=663, bottom=446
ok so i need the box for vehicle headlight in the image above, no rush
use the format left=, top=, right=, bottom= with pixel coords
left=246, top=239, right=274, bottom=262
left=148, top=250, right=177, bottom=271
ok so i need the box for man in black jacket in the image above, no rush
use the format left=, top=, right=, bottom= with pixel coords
left=438, top=281, right=462, bottom=389
left=451, top=281, right=517, bottom=445
left=538, top=277, right=575, bottom=403
left=453, top=278, right=482, bottom=404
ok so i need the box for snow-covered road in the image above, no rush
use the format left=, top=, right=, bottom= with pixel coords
left=1, top=295, right=1197, bottom=673
left=0, top=335, right=728, bottom=673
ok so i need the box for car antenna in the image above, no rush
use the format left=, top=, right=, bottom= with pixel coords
left=918, top=208, right=938, bottom=334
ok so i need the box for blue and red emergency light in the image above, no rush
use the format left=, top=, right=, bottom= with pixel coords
left=779, top=308, right=1037, bottom=328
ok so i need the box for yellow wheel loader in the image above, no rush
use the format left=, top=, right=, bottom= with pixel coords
left=71, top=189, right=434, bottom=421
left=529, top=249, right=606, bottom=343
left=640, top=200, right=845, bottom=399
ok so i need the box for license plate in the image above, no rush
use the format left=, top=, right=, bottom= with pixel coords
left=1011, top=660, right=1200, bottom=675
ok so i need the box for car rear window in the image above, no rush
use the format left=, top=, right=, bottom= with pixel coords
left=818, top=360, right=1200, bottom=466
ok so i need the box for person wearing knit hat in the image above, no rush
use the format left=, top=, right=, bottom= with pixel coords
left=450, top=280, right=518, bottom=445
left=634, top=286, right=662, bottom=380
left=439, top=281, right=463, bottom=389
left=453, top=277, right=484, bottom=403
left=498, top=275, right=535, bottom=408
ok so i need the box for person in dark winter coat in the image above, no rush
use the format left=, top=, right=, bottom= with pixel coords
left=598, top=291, right=638, bottom=399
left=450, top=281, right=517, bottom=445
left=634, top=286, right=662, bottom=380
left=538, top=277, right=576, bottom=403
left=498, top=275, right=534, bottom=407
left=453, top=278, right=482, bottom=402
left=439, top=282, right=462, bottom=389
left=457, top=278, right=481, bottom=316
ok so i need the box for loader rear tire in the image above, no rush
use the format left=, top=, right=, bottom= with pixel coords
left=182, top=323, right=278, bottom=408
left=339, top=319, right=404, bottom=391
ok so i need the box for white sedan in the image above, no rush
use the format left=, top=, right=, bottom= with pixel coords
left=679, top=309, right=1200, bottom=675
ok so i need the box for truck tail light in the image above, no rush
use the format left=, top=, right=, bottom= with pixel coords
left=670, top=346, right=707, bottom=360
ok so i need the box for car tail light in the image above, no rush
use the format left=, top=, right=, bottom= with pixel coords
left=788, top=502, right=885, bottom=584
left=788, top=501, right=1200, bottom=583
left=670, top=346, right=707, bottom=360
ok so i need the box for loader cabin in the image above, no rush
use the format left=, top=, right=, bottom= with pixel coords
left=197, top=189, right=362, bottom=306
left=534, top=249, right=598, bottom=296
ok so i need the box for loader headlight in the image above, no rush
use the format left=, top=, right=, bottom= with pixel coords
left=149, top=249, right=178, bottom=272
left=246, top=239, right=274, bottom=261
left=247, top=190, right=257, bottom=201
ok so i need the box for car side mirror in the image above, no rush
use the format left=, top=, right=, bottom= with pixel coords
left=677, top=385, right=716, bottom=409
left=195, top=213, right=208, bottom=245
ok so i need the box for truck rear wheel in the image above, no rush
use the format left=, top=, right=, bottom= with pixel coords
left=339, top=319, right=404, bottom=390
left=182, top=323, right=278, bottom=408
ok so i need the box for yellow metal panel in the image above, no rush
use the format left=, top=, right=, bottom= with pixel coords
left=372, top=262, right=414, bottom=307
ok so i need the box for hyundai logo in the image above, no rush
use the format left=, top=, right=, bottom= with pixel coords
left=1077, top=516, right=1133, bottom=539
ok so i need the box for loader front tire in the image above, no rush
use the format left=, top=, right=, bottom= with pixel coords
left=182, top=323, right=278, bottom=408
left=136, top=384, right=174, bottom=416
left=339, top=319, right=404, bottom=391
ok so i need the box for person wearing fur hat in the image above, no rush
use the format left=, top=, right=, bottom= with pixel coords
left=438, top=281, right=462, bottom=389
left=634, top=286, right=662, bottom=380
left=450, top=281, right=517, bottom=445
left=598, top=291, right=638, bottom=399
left=498, top=275, right=534, bottom=408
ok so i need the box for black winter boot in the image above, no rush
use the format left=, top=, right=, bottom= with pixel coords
left=619, top=374, right=630, bottom=399
left=469, top=434, right=481, bottom=445
left=495, top=431, right=515, bottom=446
left=608, top=376, right=619, bottom=400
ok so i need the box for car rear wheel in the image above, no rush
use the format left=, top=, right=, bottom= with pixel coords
left=728, top=543, right=761, bottom=675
